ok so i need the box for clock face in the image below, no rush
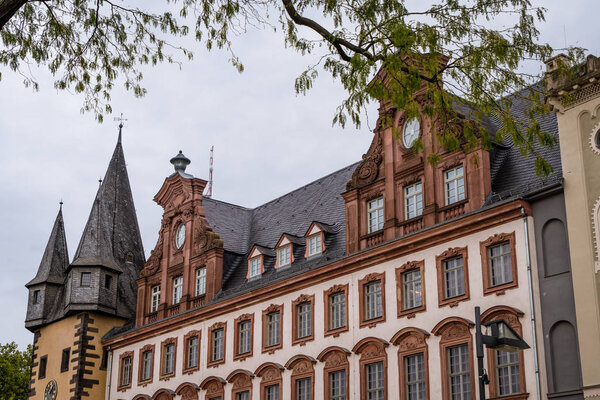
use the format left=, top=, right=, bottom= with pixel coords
left=175, top=224, right=186, bottom=249
left=403, top=117, right=420, bottom=148
left=44, top=380, right=57, bottom=400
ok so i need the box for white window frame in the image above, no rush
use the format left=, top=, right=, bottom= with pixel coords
left=278, top=245, right=291, bottom=268
left=249, top=256, right=262, bottom=278
left=329, top=292, right=346, bottom=330
left=402, top=269, right=422, bottom=310
left=121, top=356, right=131, bottom=386
left=195, top=267, right=206, bottom=296
left=151, top=285, right=161, bottom=313
left=404, top=182, right=423, bottom=219
left=488, top=242, right=513, bottom=286
left=444, top=165, right=465, bottom=205
left=141, top=350, right=153, bottom=381
left=297, top=302, right=312, bottom=339
left=367, top=197, right=384, bottom=233
left=364, top=280, right=382, bottom=321
left=211, top=328, right=224, bottom=361
left=307, top=234, right=322, bottom=257
left=443, top=256, right=465, bottom=299
left=172, top=276, right=183, bottom=304
left=163, top=343, right=175, bottom=375
left=266, top=312, right=280, bottom=347
left=187, top=336, right=198, bottom=369
left=238, top=319, right=252, bottom=355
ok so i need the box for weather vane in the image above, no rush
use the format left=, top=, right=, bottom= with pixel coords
left=114, top=113, right=128, bottom=138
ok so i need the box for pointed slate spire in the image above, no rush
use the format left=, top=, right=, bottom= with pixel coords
left=26, top=206, right=69, bottom=287
left=71, top=134, right=145, bottom=272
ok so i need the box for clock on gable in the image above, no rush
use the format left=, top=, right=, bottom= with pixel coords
left=44, top=380, right=58, bottom=400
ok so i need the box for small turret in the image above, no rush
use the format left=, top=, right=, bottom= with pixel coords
left=25, top=205, right=69, bottom=329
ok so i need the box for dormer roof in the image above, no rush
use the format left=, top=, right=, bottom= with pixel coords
left=275, top=233, right=305, bottom=248
left=26, top=207, right=69, bottom=287
left=304, top=221, right=337, bottom=237
left=249, top=245, right=276, bottom=258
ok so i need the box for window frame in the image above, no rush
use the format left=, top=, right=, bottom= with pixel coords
left=404, top=182, right=423, bottom=220
left=286, top=355, right=316, bottom=400
left=436, top=247, right=470, bottom=308
left=358, top=272, right=386, bottom=328
left=150, top=284, right=161, bottom=313
left=480, top=232, right=518, bottom=296
left=117, top=351, right=133, bottom=391
left=396, top=261, right=426, bottom=318
left=292, top=294, right=315, bottom=346
left=60, top=347, right=70, bottom=373
left=227, top=369, right=254, bottom=400
left=307, top=233, right=323, bottom=257
left=172, top=275, right=183, bottom=304
left=277, top=244, right=293, bottom=269
left=367, top=196, right=385, bottom=233
left=182, top=330, right=201, bottom=374
left=137, top=343, right=155, bottom=386
left=159, top=337, right=177, bottom=380
left=38, top=355, right=47, bottom=379
left=392, top=328, right=430, bottom=400
left=443, top=164, right=466, bottom=205
left=248, top=255, right=263, bottom=279
left=256, top=363, right=283, bottom=400
left=32, top=289, right=40, bottom=305
left=207, top=322, right=227, bottom=367
left=80, top=271, right=91, bottom=287
left=195, top=266, right=207, bottom=297
left=262, top=304, right=284, bottom=354
left=234, top=313, right=255, bottom=361
left=200, top=376, right=226, bottom=400
left=318, top=347, right=350, bottom=400
left=104, top=273, right=112, bottom=289
left=324, top=284, right=349, bottom=337
left=353, top=338, right=389, bottom=400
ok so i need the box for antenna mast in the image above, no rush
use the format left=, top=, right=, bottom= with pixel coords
left=207, top=146, right=214, bottom=198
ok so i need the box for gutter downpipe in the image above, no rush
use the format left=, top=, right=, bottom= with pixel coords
left=105, top=349, right=113, bottom=400
left=521, top=207, right=542, bottom=400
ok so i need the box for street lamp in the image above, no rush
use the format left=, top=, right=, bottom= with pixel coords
left=475, top=306, right=529, bottom=400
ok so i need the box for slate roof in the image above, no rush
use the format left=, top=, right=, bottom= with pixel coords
left=26, top=208, right=69, bottom=287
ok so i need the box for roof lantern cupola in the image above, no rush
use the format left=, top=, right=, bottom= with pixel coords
left=170, top=150, right=191, bottom=174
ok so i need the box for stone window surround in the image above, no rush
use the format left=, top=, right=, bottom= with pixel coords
left=200, top=376, right=226, bottom=400
left=227, top=369, right=254, bottom=400
left=480, top=232, right=518, bottom=296
left=262, top=304, right=284, bottom=354
left=391, top=328, right=430, bottom=400
left=323, top=284, right=349, bottom=337
left=353, top=337, right=389, bottom=400
left=182, top=330, right=201, bottom=375
left=317, top=346, right=350, bottom=400
left=137, top=343, right=155, bottom=386
left=159, top=337, right=178, bottom=381
left=234, top=313, right=255, bottom=361
left=291, top=294, right=315, bottom=346
left=255, top=362, right=284, bottom=400
left=395, top=260, right=426, bottom=318
left=207, top=322, right=227, bottom=368
left=286, top=355, right=316, bottom=400
left=436, top=246, right=470, bottom=308
left=117, top=351, right=133, bottom=391
left=358, top=272, right=386, bottom=328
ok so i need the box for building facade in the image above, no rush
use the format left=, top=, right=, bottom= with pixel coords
left=25, top=56, right=600, bottom=400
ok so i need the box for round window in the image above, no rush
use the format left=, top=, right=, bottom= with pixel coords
left=175, top=224, right=186, bottom=249
left=403, top=117, right=420, bottom=148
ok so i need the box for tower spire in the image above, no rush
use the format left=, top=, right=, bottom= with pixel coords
left=114, top=113, right=127, bottom=144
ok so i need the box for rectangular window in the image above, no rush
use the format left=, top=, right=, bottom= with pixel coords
left=32, top=290, right=40, bottom=305
left=402, top=270, right=422, bottom=310
left=496, top=350, right=520, bottom=395
left=405, top=353, right=426, bottom=400
left=297, top=302, right=312, bottom=339
left=444, top=165, right=465, bottom=205
left=448, top=344, right=471, bottom=400
left=329, top=370, right=346, bottom=400
left=405, top=182, right=423, bottom=219
left=267, top=312, right=280, bottom=347
left=187, top=336, right=199, bottom=369
left=308, top=234, right=322, bottom=256
left=278, top=245, right=291, bottom=268
left=296, top=377, right=312, bottom=400
left=367, top=197, right=384, bottom=233
left=238, top=320, right=252, bottom=355
left=366, top=361, right=385, bottom=400
left=249, top=257, right=262, bottom=278
left=489, top=242, right=513, bottom=286
left=39, top=355, right=47, bottom=379
left=104, top=274, right=112, bottom=289
left=61, top=348, right=70, bottom=372
left=329, top=292, right=346, bottom=331
left=142, top=350, right=153, bottom=381
left=163, top=343, right=175, bottom=375
left=151, top=285, right=161, bottom=313
left=80, top=272, right=91, bottom=287
left=195, top=267, right=206, bottom=296
left=236, top=391, right=250, bottom=400
left=211, top=328, right=224, bottom=362
left=265, top=384, right=280, bottom=400
left=120, top=356, right=131, bottom=386
left=444, top=257, right=465, bottom=299
left=172, top=276, right=183, bottom=304
left=364, top=281, right=382, bottom=321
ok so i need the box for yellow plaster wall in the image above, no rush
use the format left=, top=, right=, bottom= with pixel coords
left=31, top=313, right=126, bottom=399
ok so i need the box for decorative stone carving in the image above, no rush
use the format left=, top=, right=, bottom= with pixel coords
left=179, top=387, right=198, bottom=400
left=206, top=381, right=220, bottom=394
left=233, top=374, right=250, bottom=389
left=360, top=343, right=386, bottom=361
left=347, top=131, right=384, bottom=189
left=294, top=294, right=312, bottom=303
left=439, top=156, right=464, bottom=170
left=262, top=367, right=280, bottom=383
left=324, top=285, right=346, bottom=295
left=480, top=232, right=512, bottom=247
left=193, top=217, right=223, bottom=256
left=397, top=260, right=422, bottom=273
left=441, top=324, right=470, bottom=342
left=264, top=304, right=281, bottom=314
left=438, top=247, right=463, bottom=259
left=362, top=273, right=381, bottom=283
left=324, top=352, right=348, bottom=369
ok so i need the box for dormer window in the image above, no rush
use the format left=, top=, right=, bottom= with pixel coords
left=278, top=245, right=291, bottom=268
left=249, top=257, right=262, bottom=278
left=367, top=197, right=384, bottom=233
left=308, top=234, right=322, bottom=256
left=444, top=165, right=465, bottom=205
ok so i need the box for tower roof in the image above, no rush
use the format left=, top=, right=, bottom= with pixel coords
left=26, top=207, right=69, bottom=287
left=72, top=135, right=145, bottom=273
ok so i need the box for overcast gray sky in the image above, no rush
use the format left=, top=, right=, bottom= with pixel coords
left=1, top=1, right=597, bottom=350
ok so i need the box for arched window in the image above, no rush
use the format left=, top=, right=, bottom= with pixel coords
left=286, top=355, right=316, bottom=400
left=542, top=219, right=570, bottom=276
left=152, top=389, right=175, bottom=400
left=481, top=306, right=526, bottom=398
left=200, top=376, right=226, bottom=400
left=391, top=328, right=430, bottom=400
left=255, top=362, right=284, bottom=400
left=353, top=337, right=389, bottom=400
left=549, top=321, right=582, bottom=392
left=176, top=383, right=200, bottom=400
left=227, top=369, right=254, bottom=400
left=432, top=317, right=475, bottom=400
left=317, top=346, right=350, bottom=400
